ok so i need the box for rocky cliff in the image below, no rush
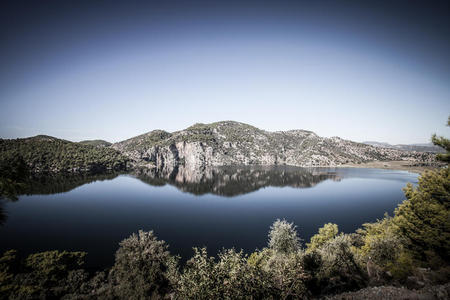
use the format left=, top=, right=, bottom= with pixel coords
left=112, top=121, right=435, bottom=170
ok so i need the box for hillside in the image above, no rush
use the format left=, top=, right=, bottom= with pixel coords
left=78, top=139, right=112, bottom=148
left=113, top=121, right=435, bottom=170
left=0, top=135, right=129, bottom=174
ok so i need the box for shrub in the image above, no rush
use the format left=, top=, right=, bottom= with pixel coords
left=109, top=230, right=176, bottom=299
left=357, top=216, right=403, bottom=266
left=307, top=223, right=339, bottom=252
left=318, top=234, right=366, bottom=293
left=24, top=250, right=86, bottom=282
left=0, top=250, right=88, bottom=299
left=265, top=251, right=308, bottom=299
left=216, top=248, right=273, bottom=299
left=268, top=219, right=301, bottom=254
left=174, top=247, right=217, bottom=299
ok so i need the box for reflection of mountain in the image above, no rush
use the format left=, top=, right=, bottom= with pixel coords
left=15, top=173, right=120, bottom=196
left=3, top=166, right=339, bottom=199
left=135, top=165, right=340, bottom=197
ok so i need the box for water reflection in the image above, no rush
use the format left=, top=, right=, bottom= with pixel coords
left=0, top=203, right=6, bottom=226
left=135, top=165, right=341, bottom=196
left=12, top=172, right=121, bottom=196
left=2, top=166, right=341, bottom=199
left=2, top=166, right=419, bottom=200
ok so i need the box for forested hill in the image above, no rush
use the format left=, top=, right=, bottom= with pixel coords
left=0, top=135, right=129, bottom=174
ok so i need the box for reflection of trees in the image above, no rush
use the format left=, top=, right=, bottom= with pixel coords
left=20, top=173, right=120, bottom=195
left=0, top=202, right=6, bottom=226
left=0, top=172, right=120, bottom=199
left=0, top=172, right=121, bottom=227
left=135, top=165, right=339, bottom=197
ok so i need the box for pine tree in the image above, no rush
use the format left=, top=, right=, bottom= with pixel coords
left=431, top=116, right=450, bottom=163
left=393, top=168, right=450, bottom=267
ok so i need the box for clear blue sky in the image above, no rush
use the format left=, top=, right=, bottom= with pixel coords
left=0, top=0, right=449, bottom=144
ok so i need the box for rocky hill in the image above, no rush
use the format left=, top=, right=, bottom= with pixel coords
left=112, top=121, right=435, bottom=171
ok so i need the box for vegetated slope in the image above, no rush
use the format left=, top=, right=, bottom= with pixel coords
left=363, top=141, right=445, bottom=153
left=0, top=135, right=129, bottom=173
left=78, top=139, right=112, bottom=148
left=113, top=121, right=435, bottom=169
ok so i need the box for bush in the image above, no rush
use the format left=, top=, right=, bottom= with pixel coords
left=268, top=219, right=301, bottom=254
left=357, top=216, right=403, bottom=266
left=174, top=247, right=216, bottom=299
left=318, top=234, right=367, bottom=293
left=307, top=223, right=339, bottom=252
left=174, top=247, right=275, bottom=300
left=0, top=250, right=88, bottom=299
left=215, top=248, right=269, bottom=299
left=109, top=230, right=176, bottom=299
left=265, top=251, right=308, bottom=299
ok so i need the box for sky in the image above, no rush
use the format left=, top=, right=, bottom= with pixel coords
left=0, top=0, right=449, bottom=144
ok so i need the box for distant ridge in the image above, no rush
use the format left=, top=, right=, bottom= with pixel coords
left=363, top=141, right=444, bottom=153
left=79, top=140, right=112, bottom=148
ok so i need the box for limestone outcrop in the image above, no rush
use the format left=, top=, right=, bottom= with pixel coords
left=112, top=121, right=435, bottom=171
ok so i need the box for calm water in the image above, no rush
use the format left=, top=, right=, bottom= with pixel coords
left=0, top=166, right=418, bottom=269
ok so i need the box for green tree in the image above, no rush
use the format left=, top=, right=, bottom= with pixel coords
left=393, top=168, right=450, bottom=267
left=431, top=116, right=450, bottom=162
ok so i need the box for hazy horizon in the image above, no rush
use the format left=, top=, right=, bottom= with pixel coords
left=1, top=0, right=449, bottom=144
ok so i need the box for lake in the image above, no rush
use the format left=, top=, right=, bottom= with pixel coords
left=0, top=166, right=418, bottom=269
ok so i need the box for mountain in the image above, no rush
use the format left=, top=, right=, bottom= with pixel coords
left=363, top=141, right=444, bottom=153
left=0, top=135, right=129, bottom=174
left=0, top=122, right=438, bottom=176
left=79, top=139, right=112, bottom=148
left=112, top=121, right=435, bottom=171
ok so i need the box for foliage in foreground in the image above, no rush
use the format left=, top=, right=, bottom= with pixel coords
left=431, top=116, right=450, bottom=162
left=394, top=168, right=450, bottom=267
left=1, top=168, right=449, bottom=299
left=0, top=250, right=88, bottom=299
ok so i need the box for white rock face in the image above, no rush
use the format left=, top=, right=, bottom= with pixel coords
left=112, top=121, right=436, bottom=171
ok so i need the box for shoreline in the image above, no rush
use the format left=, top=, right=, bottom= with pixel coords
left=337, top=160, right=442, bottom=174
